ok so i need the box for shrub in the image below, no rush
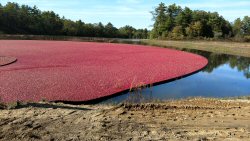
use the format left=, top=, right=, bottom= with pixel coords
left=213, top=32, right=223, bottom=39
left=244, top=36, right=250, bottom=42
left=171, top=26, right=184, bottom=39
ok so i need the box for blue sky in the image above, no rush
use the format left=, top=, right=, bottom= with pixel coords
left=1, top=0, right=250, bottom=29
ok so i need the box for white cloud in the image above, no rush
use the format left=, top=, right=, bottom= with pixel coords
left=182, top=1, right=250, bottom=9
left=116, top=0, right=142, bottom=4
left=219, top=9, right=250, bottom=21
left=175, top=0, right=250, bottom=22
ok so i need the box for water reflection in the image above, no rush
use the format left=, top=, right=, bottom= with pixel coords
left=183, top=49, right=250, bottom=78
left=101, top=49, right=250, bottom=104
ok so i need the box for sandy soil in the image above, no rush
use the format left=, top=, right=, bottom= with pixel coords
left=1, top=98, right=250, bottom=141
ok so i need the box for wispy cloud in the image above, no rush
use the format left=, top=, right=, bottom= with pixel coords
left=116, top=0, right=142, bottom=4
left=182, top=1, right=250, bottom=9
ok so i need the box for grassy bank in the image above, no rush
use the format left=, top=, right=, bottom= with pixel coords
left=142, top=40, right=250, bottom=58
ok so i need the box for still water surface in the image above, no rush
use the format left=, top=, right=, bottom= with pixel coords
left=102, top=49, right=250, bottom=103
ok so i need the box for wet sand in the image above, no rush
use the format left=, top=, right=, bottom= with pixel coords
left=0, top=98, right=250, bottom=140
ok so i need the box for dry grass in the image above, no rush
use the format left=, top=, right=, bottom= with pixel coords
left=142, top=40, right=250, bottom=57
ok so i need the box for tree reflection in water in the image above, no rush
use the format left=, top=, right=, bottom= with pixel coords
left=182, top=49, right=250, bottom=79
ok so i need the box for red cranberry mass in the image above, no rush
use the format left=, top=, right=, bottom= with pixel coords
left=0, top=40, right=207, bottom=103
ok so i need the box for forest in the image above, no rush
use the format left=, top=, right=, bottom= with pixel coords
left=151, top=3, right=250, bottom=41
left=0, top=2, right=250, bottom=41
left=0, top=2, right=148, bottom=39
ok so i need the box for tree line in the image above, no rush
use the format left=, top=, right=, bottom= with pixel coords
left=0, top=2, right=148, bottom=39
left=1, top=2, right=250, bottom=41
left=150, top=3, right=250, bottom=41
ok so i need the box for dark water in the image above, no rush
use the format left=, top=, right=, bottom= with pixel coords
left=101, top=49, right=250, bottom=104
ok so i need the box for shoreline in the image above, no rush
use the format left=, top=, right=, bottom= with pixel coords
left=1, top=35, right=250, bottom=58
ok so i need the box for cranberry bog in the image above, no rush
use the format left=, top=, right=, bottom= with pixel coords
left=0, top=40, right=208, bottom=103
left=0, top=56, right=17, bottom=66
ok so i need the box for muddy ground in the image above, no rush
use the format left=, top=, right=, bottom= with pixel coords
left=0, top=98, right=250, bottom=141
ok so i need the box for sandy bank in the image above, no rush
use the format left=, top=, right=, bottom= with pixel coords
left=1, top=98, right=250, bottom=140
